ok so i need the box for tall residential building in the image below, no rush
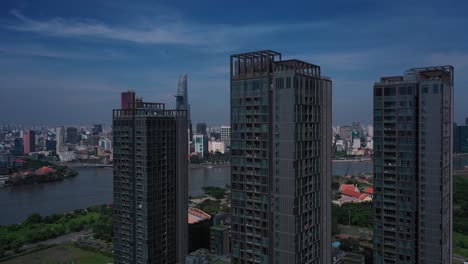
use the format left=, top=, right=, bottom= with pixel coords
left=230, top=50, right=332, bottom=264
left=373, top=66, right=453, bottom=264
left=56, top=127, right=65, bottom=153
left=220, top=126, right=231, bottom=148
left=193, top=134, right=208, bottom=158
left=176, top=74, right=193, bottom=140
left=66, top=127, right=78, bottom=144
left=23, top=130, right=36, bottom=154
left=196, top=123, right=207, bottom=136
left=113, top=98, right=188, bottom=264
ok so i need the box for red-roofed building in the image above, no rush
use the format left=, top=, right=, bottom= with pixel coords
left=35, top=166, right=56, bottom=175
left=188, top=208, right=211, bottom=224
left=339, top=184, right=362, bottom=198
left=363, top=187, right=373, bottom=198
left=336, top=184, right=372, bottom=205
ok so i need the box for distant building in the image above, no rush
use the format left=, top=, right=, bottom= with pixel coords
left=45, top=139, right=56, bottom=151
left=99, top=138, right=112, bottom=151
left=13, top=138, right=23, bottom=156
left=92, top=124, right=103, bottom=135
left=210, top=225, right=229, bottom=256
left=336, top=139, right=345, bottom=152
left=194, top=134, right=208, bottom=158
left=23, top=130, right=36, bottom=154
left=366, top=124, right=373, bottom=137
left=176, top=74, right=193, bottom=141
left=352, top=138, right=361, bottom=149
left=121, top=90, right=135, bottom=109
left=454, top=123, right=468, bottom=153
left=220, top=126, right=230, bottom=148
left=56, top=127, right=65, bottom=153
left=66, top=127, right=78, bottom=144
left=196, top=123, right=207, bottom=135
left=339, top=125, right=352, bottom=139
left=58, top=151, right=75, bottom=162
left=208, top=141, right=225, bottom=154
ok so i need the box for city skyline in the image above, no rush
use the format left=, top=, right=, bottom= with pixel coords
left=1, top=0, right=468, bottom=126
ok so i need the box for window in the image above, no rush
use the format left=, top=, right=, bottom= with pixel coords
left=422, top=86, right=428, bottom=94
left=384, top=87, right=396, bottom=96
left=433, top=84, right=438, bottom=94
left=375, top=87, right=382, bottom=96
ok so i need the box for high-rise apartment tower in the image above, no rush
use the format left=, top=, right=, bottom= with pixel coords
left=230, top=50, right=332, bottom=264
left=373, top=66, right=453, bottom=264
left=113, top=98, right=188, bottom=264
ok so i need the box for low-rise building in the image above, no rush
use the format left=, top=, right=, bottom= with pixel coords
left=210, top=225, right=229, bottom=256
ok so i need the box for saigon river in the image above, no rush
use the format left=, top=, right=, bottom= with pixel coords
left=1, top=157, right=466, bottom=226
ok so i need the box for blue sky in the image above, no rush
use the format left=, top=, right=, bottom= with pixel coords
left=1, top=0, right=467, bottom=127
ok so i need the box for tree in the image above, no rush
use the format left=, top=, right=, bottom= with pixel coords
left=25, top=213, right=43, bottom=225
left=340, top=238, right=359, bottom=252
left=190, top=155, right=202, bottom=164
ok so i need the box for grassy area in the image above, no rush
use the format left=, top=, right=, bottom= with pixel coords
left=454, top=232, right=468, bottom=258
left=0, top=205, right=113, bottom=256
left=0, top=244, right=112, bottom=264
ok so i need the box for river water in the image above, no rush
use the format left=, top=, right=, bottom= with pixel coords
left=1, top=157, right=466, bottom=225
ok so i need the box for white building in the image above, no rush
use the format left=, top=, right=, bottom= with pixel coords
left=208, top=141, right=225, bottom=154
left=367, top=124, right=373, bottom=138
left=352, top=138, right=361, bottom=149
left=366, top=140, right=373, bottom=150
left=336, top=139, right=345, bottom=152
left=58, top=151, right=76, bottom=162
left=220, top=126, right=231, bottom=148
left=99, top=138, right=112, bottom=150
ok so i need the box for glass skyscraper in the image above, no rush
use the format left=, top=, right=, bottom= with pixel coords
left=373, top=66, right=453, bottom=264
left=230, top=50, right=332, bottom=264
left=113, top=98, right=188, bottom=264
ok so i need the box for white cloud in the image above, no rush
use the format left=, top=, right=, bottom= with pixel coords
left=5, top=10, right=324, bottom=47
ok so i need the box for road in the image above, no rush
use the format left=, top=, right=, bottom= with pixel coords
left=17, top=230, right=91, bottom=253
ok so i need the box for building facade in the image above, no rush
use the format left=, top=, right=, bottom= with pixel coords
left=230, top=50, right=332, bottom=264
left=23, top=130, right=36, bottom=154
left=220, top=126, right=231, bottom=148
left=193, top=134, right=208, bottom=158
left=113, top=99, right=188, bottom=264
left=56, top=127, right=65, bottom=153
left=66, top=127, right=78, bottom=144
left=211, top=225, right=230, bottom=256
left=454, top=124, right=468, bottom=153
left=373, top=66, right=453, bottom=264
left=121, top=90, right=136, bottom=110
left=176, top=74, right=192, bottom=140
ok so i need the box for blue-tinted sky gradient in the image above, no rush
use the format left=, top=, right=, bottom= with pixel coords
left=1, top=0, right=467, bottom=126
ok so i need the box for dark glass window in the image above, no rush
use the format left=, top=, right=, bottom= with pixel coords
left=375, top=87, right=382, bottom=96
left=384, top=87, right=396, bottom=96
